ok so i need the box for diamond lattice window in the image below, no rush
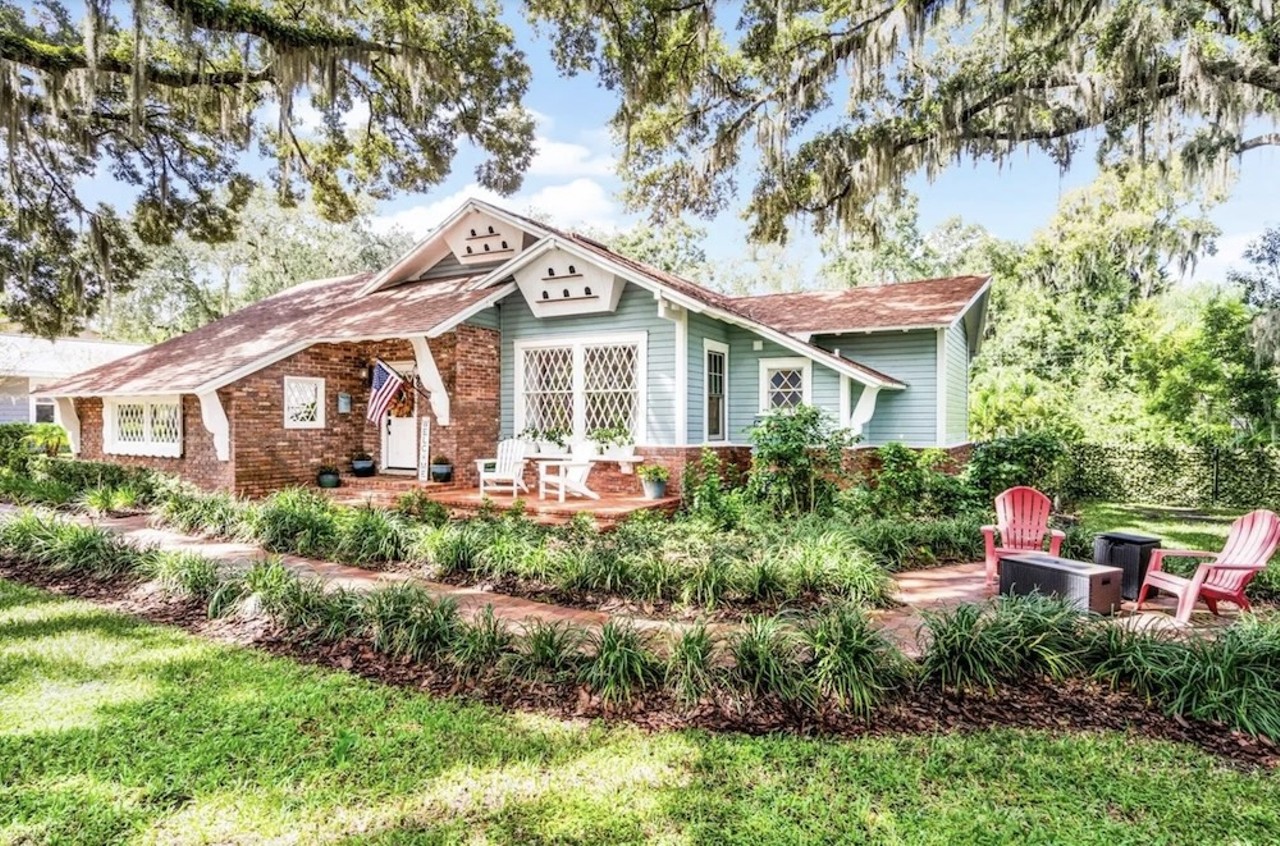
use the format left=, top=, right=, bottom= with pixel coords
left=517, top=336, right=644, bottom=442
left=759, top=358, right=810, bottom=412
left=105, top=398, right=182, bottom=457
left=284, top=377, right=325, bottom=429
left=584, top=344, right=638, bottom=433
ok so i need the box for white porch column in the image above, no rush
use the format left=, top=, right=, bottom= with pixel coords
left=850, top=385, right=881, bottom=438
left=410, top=337, right=451, bottom=425
left=197, top=391, right=231, bottom=461
left=53, top=398, right=80, bottom=455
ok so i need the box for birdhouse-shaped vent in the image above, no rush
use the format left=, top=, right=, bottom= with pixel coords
left=442, top=210, right=523, bottom=266
left=514, top=248, right=623, bottom=317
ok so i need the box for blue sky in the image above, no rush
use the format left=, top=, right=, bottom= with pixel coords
left=371, top=11, right=1279, bottom=287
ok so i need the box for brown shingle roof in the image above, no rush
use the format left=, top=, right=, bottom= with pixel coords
left=731, top=276, right=991, bottom=335
left=42, top=272, right=495, bottom=396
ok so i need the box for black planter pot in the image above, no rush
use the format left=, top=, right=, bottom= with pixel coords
left=317, top=471, right=341, bottom=489
left=429, top=463, right=453, bottom=483
left=351, top=459, right=376, bottom=477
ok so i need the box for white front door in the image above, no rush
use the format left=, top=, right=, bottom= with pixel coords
left=384, top=415, right=417, bottom=470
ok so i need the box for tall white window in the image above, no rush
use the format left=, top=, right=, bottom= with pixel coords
left=704, top=339, right=728, bottom=441
left=284, top=377, right=325, bottom=429
left=516, top=334, right=646, bottom=442
left=759, top=357, right=811, bottom=412
left=104, top=396, right=183, bottom=457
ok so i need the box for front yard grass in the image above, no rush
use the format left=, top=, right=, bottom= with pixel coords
left=3, top=579, right=1279, bottom=845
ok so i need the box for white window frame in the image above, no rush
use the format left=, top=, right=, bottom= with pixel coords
left=703, top=338, right=729, bottom=442
left=29, top=381, right=55, bottom=424
left=758, top=357, right=812, bottom=412
left=283, top=376, right=326, bottom=430
left=514, top=331, right=648, bottom=444
left=103, top=395, right=183, bottom=458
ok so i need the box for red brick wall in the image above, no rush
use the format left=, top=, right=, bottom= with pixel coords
left=518, top=445, right=754, bottom=497
left=74, top=394, right=235, bottom=491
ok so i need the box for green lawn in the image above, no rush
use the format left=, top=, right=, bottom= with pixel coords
left=2, top=580, right=1279, bottom=844
left=1078, top=502, right=1247, bottom=553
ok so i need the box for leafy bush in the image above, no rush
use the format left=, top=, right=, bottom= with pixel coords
left=363, top=582, right=460, bottom=661
left=843, top=514, right=985, bottom=571
left=746, top=405, right=853, bottom=517
left=23, top=423, right=69, bottom=457
left=393, top=490, right=450, bottom=526
left=252, top=488, right=339, bottom=558
left=681, top=448, right=745, bottom=527
left=665, top=623, right=718, bottom=707
left=579, top=621, right=660, bottom=705
left=726, top=614, right=810, bottom=707
left=852, top=443, right=982, bottom=520
left=501, top=619, right=584, bottom=682
left=966, top=434, right=1070, bottom=501
left=0, top=472, right=77, bottom=507
left=802, top=604, right=912, bottom=718
left=0, top=423, right=36, bottom=470
left=27, top=457, right=160, bottom=503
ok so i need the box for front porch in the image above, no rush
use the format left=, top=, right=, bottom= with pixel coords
left=318, top=473, right=680, bottom=526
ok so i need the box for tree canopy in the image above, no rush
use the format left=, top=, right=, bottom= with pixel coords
left=0, top=0, right=534, bottom=335
left=528, top=0, right=1280, bottom=241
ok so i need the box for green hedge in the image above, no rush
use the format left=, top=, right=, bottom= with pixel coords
left=0, top=423, right=36, bottom=470
left=1066, top=443, right=1280, bottom=508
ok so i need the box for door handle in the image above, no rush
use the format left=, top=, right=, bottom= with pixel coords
left=386, top=417, right=391, bottom=435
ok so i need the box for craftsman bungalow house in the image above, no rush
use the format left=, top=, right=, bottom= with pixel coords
left=38, top=199, right=990, bottom=497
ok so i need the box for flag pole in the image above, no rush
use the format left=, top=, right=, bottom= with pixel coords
left=377, top=359, right=433, bottom=406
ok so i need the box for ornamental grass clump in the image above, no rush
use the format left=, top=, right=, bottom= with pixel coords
left=579, top=620, right=660, bottom=705
left=501, top=619, right=585, bottom=682
left=918, top=603, right=1010, bottom=692
left=727, top=614, right=812, bottom=709
left=801, top=604, right=912, bottom=718
left=1091, top=616, right=1280, bottom=739
left=334, top=506, right=411, bottom=568
left=553, top=545, right=634, bottom=595
left=252, top=488, right=339, bottom=558
left=665, top=623, right=719, bottom=707
left=452, top=606, right=515, bottom=676
left=138, top=550, right=221, bottom=599
left=363, top=582, right=460, bottom=661
left=42, top=522, right=141, bottom=577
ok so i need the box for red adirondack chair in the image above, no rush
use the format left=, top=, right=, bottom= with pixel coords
left=981, top=486, right=1065, bottom=587
left=1136, top=509, right=1280, bottom=624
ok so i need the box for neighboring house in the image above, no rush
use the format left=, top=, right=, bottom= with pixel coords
left=0, top=333, right=146, bottom=425
left=38, top=199, right=989, bottom=497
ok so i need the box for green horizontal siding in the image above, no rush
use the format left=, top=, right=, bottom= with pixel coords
left=463, top=307, right=500, bottom=330
left=725, top=328, right=842, bottom=442
left=815, top=330, right=939, bottom=446
left=498, top=282, right=676, bottom=444
left=687, top=313, right=730, bottom=443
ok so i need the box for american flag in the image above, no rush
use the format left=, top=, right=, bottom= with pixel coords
left=367, top=359, right=406, bottom=423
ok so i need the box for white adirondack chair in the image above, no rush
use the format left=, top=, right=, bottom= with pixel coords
left=476, top=438, right=528, bottom=497
left=539, top=441, right=599, bottom=502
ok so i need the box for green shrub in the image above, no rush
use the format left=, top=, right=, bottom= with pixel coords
left=452, top=606, right=514, bottom=675
left=746, top=405, right=853, bottom=518
left=776, top=526, right=893, bottom=605
left=502, top=619, right=584, bottom=682
left=363, top=582, right=460, bottom=661
left=334, top=506, right=410, bottom=567
left=252, top=488, right=339, bottom=558
left=736, top=555, right=790, bottom=603
left=0, top=473, right=77, bottom=507
left=138, top=550, right=221, bottom=599
left=428, top=523, right=485, bottom=576
left=475, top=526, right=544, bottom=581
left=853, top=443, right=982, bottom=520
left=966, top=433, right=1070, bottom=501
left=28, top=457, right=160, bottom=503
left=680, top=557, right=736, bottom=610
left=40, top=522, right=140, bottom=577
left=242, top=558, right=301, bottom=613
left=726, top=614, right=811, bottom=707
left=802, top=604, right=911, bottom=718
left=681, top=448, right=745, bottom=527
left=665, top=623, right=719, bottom=707
left=0, top=510, right=58, bottom=555
left=918, top=603, right=1006, bottom=692
left=579, top=621, right=660, bottom=705
left=393, top=490, right=449, bottom=526
left=80, top=486, right=115, bottom=517
left=0, top=423, right=36, bottom=470
left=553, top=545, right=633, bottom=595
left=844, top=515, right=985, bottom=571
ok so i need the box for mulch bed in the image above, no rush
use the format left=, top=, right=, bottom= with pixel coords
left=2, top=557, right=1275, bottom=770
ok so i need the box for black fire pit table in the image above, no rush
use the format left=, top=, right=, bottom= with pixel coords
left=999, top=553, right=1123, bottom=615
left=1093, top=531, right=1162, bottom=601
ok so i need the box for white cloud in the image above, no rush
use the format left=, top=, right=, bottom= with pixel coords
left=371, top=178, right=622, bottom=237
left=528, top=136, right=615, bottom=177
left=1191, top=230, right=1259, bottom=283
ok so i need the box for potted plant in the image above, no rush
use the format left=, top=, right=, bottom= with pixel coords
left=637, top=463, right=669, bottom=499
left=589, top=425, right=635, bottom=459
left=316, top=464, right=341, bottom=488
left=519, top=426, right=544, bottom=454
left=429, top=455, right=453, bottom=483
left=351, top=451, right=375, bottom=477
left=541, top=427, right=570, bottom=455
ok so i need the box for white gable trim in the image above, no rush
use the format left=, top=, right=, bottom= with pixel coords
left=359, top=200, right=551, bottom=296
left=474, top=235, right=905, bottom=391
